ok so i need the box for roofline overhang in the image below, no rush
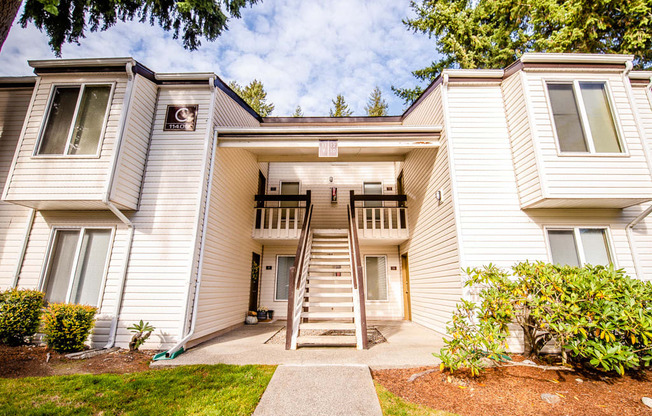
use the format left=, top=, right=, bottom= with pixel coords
left=0, top=76, right=37, bottom=88
left=216, top=125, right=441, bottom=135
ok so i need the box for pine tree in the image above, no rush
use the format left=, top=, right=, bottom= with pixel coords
left=229, top=79, right=275, bottom=117
left=292, top=105, right=304, bottom=117
left=329, top=94, right=353, bottom=117
left=395, top=0, right=652, bottom=104
left=365, top=86, right=388, bottom=117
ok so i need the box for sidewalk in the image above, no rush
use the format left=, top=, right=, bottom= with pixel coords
left=253, top=364, right=382, bottom=416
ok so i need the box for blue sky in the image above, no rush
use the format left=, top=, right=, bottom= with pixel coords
left=0, top=1, right=437, bottom=116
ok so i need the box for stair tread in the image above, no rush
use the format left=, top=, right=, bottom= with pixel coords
left=304, top=301, right=354, bottom=307
left=308, top=276, right=352, bottom=281
left=311, top=255, right=350, bottom=259
left=302, top=311, right=355, bottom=318
left=306, top=283, right=352, bottom=288
left=310, top=261, right=351, bottom=265
left=300, top=322, right=356, bottom=330
left=306, top=293, right=354, bottom=298
left=311, top=249, right=349, bottom=253
left=297, top=335, right=357, bottom=347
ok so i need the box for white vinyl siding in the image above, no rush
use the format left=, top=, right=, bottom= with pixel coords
left=110, top=74, right=158, bottom=209
left=400, top=85, right=463, bottom=334
left=520, top=70, right=652, bottom=208
left=266, top=162, right=397, bottom=229
left=3, top=74, right=128, bottom=209
left=0, top=87, right=35, bottom=288
left=190, top=148, right=263, bottom=343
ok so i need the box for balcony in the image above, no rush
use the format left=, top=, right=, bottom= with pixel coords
left=350, top=192, right=409, bottom=244
left=252, top=192, right=311, bottom=242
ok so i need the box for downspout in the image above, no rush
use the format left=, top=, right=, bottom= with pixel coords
left=11, top=209, right=36, bottom=288
left=625, top=72, right=652, bottom=281
left=155, top=77, right=218, bottom=359
left=103, top=61, right=137, bottom=349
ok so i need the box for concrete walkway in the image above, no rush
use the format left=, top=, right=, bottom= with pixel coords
left=253, top=365, right=382, bottom=416
left=151, top=321, right=445, bottom=369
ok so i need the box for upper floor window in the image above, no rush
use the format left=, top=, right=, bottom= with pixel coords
left=546, top=81, right=623, bottom=154
left=546, top=227, right=613, bottom=267
left=37, top=84, right=112, bottom=156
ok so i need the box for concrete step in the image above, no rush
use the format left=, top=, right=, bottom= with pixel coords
left=302, top=311, right=355, bottom=319
left=296, top=335, right=357, bottom=347
left=300, top=322, right=356, bottom=330
left=304, top=301, right=354, bottom=308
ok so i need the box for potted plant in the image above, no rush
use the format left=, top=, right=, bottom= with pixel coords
left=245, top=311, right=258, bottom=325
left=267, top=310, right=274, bottom=320
left=257, top=307, right=268, bottom=321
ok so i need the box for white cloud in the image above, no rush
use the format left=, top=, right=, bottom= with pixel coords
left=0, top=1, right=437, bottom=116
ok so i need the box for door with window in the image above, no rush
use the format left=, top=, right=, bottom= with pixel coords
left=280, top=181, right=300, bottom=221
left=42, top=228, right=113, bottom=306
left=363, top=182, right=382, bottom=225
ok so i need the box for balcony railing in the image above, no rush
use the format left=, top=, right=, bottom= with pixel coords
left=252, top=191, right=311, bottom=240
left=350, top=191, right=409, bottom=240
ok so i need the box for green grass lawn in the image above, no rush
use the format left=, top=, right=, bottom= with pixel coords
left=375, top=383, right=458, bottom=416
left=0, top=364, right=275, bottom=416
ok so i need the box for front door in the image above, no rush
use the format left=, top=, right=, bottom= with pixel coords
left=401, top=254, right=412, bottom=320
left=248, top=252, right=261, bottom=312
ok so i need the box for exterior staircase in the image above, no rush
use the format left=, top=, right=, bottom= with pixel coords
left=296, top=230, right=360, bottom=348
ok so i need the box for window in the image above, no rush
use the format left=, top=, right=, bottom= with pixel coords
left=43, top=228, right=112, bottom=306
left=275, top=256, right=295, bottom=301
left=547, top=81, right=622, bottom=154
left=37, top=84, right=112, bottom=156
left=365, top=255, right=388, bottom=301
left=546, top=228, right=613, bottom=267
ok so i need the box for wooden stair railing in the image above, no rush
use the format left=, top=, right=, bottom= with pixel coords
left=285, top=202, right=314, bottom=350
left=348, top=190, right=368, bottom=349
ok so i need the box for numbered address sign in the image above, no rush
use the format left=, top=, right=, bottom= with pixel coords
left=164, top=105, right=198, bottom=131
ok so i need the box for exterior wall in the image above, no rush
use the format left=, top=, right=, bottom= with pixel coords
left=400, top=85, right=463, bottom=334
left=522, top=70, right=652, bottom=207
left=191, top=148, right=262, bottom=341
left=3, top=74, right=129, bottom=209
left=266, top=162, right=397, bottom=229
left=0, top=87, right=34, bottom=288
left=502, top=72, right=544, bottom=207
left=214, top=87, right=260, bottom=128
left=110, top=74, right=158, bottom=209
left=113, top=86, right=213, bottom=349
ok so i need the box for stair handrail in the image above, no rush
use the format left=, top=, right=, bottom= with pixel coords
left=348, top=190, right=368, bottom=349
left=285, top=201, right=314, bottom=350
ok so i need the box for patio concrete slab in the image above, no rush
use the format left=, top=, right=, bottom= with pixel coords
left=151, top=321, right=445, bottom=370
left=253, top=365, right=382, bottom=416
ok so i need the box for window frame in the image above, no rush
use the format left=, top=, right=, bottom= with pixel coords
left=363, top=254, right=389, bottom=302
left=33, top=82, right=116, bottom=159
left=544, top=226, right=616, bottom=267
left=543, top=79, right=628, bottom=157
left=274, top=255, right=296, bottom=302
left=39, top=226, right=115, bottom=309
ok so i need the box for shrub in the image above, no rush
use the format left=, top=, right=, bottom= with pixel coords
left=42, top=303, right=97, bottom=353
left=438, top=262, right=652, bottom=376
left=0, top=289, right=45, bottom=346
left=127, top=320, right=155, bottom=351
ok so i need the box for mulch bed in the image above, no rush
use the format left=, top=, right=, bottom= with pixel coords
left=0, top=344, right=156, bottom=378
left=373, top=355, right=652, bottom=416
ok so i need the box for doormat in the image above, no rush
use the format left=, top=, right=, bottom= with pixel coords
left=264, top=327, right=387, bottom=345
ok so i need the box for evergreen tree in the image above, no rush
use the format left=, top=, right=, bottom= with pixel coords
left=292, top=105, right=304, bottom=117
left=365, top=86, right=388, bottom=117
left=2, top=0, right=259, bottom=55
left=329, top=94, right=353, bottom=117
left=229, top=79, right=275, bottom=117
left=395, top=0, right=652, bottom=104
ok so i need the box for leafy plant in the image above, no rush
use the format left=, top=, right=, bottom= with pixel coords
left=442, top=262, right=652, bottom=376
left=42, top=303, right=97, bottom=353
left=434, top=299, right=509, bottom=377
left=0, top=289, right=45, bottom=346
left=127, top=320, right=155, bottom=351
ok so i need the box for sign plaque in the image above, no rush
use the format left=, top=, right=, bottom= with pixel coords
left=319, top=140, right=338, bottom=157
left=164, top=105, right=198, bottom=131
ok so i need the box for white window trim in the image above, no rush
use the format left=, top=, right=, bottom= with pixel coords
left=274, top=255, right=295, bottom=302
left=33, top=82, right=116, bottom=159
left=364, top=254, right=389, bottom=303
left=543, top=226, right=617, bottom=268
left=543, top=79, right=628, bottom=157
left=39, top=226, right=115, bottom=309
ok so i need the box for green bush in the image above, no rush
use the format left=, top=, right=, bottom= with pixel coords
left=438, top=262, right=652, bottom=376
left=0, top=289, right=45, bottom=346
left=42, top=303, right=97, bottom=353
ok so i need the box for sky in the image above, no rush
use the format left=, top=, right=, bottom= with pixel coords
left=0, top=1, right=437, bottom=116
